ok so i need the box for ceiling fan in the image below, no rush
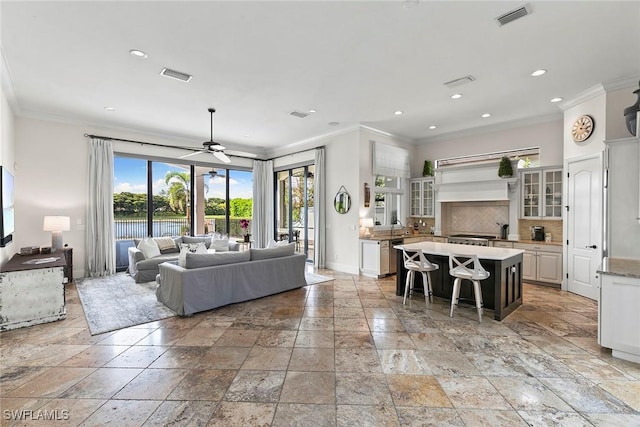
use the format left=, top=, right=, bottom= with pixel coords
left=179, top=108, right=231, bottom=163
left=198, top=169, right=226, bottom=179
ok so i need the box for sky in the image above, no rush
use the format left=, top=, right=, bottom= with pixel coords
left=113, top=157, right=253, bottom=199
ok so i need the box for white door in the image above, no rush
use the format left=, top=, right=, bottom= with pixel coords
left=567, top=155, right=602, bottom=300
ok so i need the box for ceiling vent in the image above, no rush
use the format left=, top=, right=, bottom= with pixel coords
left=444, top=75, right=475, bottom=89
left=289, top=110, right=309, bottom=118
left=495, top=3, right=532, bottom=26
left=160, top=68, right=192, bottom=82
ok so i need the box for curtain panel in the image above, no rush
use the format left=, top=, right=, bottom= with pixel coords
left=252, top=159, right=274, bottom=248
left=314, top=147, right=326, bottom=268
left=86, top=138, right=116, bottom=277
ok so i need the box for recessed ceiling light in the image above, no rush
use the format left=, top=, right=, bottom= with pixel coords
left=428, top=125, right=437, bottom=130
left=394, top=110, right=404, bottom=115
left=531, top=69, right=547, bottom=77
left=308, top=109, right=317, bottom=114
left=129, top=49, right=147, bottom=58
left=550, top=97, right=563, bottom=103
left=451, top=93, right=462, bottom=99
left=482, top=113, right=491, bottom=118
left=104, top=106, right=116, bottom=111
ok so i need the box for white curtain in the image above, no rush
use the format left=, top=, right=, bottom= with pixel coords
left=314, top=147, right=326, bottom=268
left=252, top=159, right=274, bottom=248
left=86, top=138, right=116, bottom=277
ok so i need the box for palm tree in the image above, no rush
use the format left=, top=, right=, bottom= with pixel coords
left=165, top=171, right=190, bottom=215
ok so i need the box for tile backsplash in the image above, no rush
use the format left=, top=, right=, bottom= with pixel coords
left=441, top=201, right=509, bottom=236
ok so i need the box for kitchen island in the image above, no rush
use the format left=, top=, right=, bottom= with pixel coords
left=395, top=241, right=524, bottom=320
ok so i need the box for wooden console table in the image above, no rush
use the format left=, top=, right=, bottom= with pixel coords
left=0, top=251, right=68, bottom=331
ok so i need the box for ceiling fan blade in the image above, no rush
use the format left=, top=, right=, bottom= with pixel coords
left=178, top=150, right=204, bottom=159
left=213, top=151, right=231, bottom=163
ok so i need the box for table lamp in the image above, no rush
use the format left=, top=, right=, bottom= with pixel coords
left=43, top=216, right=70, bottom=252
left=361, top=218, right=374, bottom=238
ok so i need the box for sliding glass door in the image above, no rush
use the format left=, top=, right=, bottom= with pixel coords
left=275, top=165, right=314, bottom=261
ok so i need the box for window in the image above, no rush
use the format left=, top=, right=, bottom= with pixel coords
left=113, top=155, right=252, bottom=239
left=374, top=175, right=404, bottom=227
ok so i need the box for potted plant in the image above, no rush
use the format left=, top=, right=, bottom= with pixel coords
left=240, top=219, right=251, bottom=242
left=422, top=160, right=433, bottom=177
left=498, top=156, right=513, bottom=178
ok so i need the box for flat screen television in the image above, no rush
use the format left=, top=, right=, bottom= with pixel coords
left=0, top=166, right=15, bottom=247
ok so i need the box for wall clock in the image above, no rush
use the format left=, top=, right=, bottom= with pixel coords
left=571, top=115, right=595, bottom=143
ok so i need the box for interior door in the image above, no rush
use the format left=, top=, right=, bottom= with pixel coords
left=567, top=155, right=602, bottom=300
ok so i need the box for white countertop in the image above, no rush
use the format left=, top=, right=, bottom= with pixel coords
left=396, top=241, right=524, bottom=261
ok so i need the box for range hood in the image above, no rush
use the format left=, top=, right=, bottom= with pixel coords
left=434, top=164, right=517, bottom=202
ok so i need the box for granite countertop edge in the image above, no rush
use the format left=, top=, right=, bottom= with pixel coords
left=598, top=257, right=640, bottom=279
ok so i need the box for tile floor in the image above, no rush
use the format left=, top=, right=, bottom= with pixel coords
left=1, top=269, right=640, bottom=426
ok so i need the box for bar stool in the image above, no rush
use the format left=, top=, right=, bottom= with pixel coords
left=402, top=249, right=439, bottom=305
left=448, top=254, right=490, bottom=322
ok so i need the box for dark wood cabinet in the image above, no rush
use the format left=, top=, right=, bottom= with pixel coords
left=63, top=247, right=73, bottom=283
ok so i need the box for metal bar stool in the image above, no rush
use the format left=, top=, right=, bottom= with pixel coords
left=448, top=253, right=490, bottom=322
left=402, top=249, right=439, bottom=305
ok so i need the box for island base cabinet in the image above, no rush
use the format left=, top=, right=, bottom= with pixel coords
left=396, top=251, right=523, bottom=320
left=599, top=274, right=640, bottom=363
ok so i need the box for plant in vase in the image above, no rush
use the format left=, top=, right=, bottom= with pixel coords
left=498, top=156, right=514, bottom=178
left=240, top=219, right=251, bottom=242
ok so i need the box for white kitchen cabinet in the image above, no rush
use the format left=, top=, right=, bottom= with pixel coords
left=514, top=242, right=563, bottom=285
left=520, top=168, right=563, bottom=219
left=598, top=259, right=640, bottom=364
left=359, top=239, right=389, bottom=278
left=409, top=178, right=434, bottom=218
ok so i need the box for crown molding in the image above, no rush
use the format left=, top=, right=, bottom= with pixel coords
left=0, top=44, right=19, bottom=113
left=359, top=124, right=414, bottom=144
left=558, top=84, right=606, bottom=111
left=265, top=124, right=361, bottom=158
left=601, top=73, right=640, bottom=93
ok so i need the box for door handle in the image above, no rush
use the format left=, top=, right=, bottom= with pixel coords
left=585, top=245, right=597, bottom=249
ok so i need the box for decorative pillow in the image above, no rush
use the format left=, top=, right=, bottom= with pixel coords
left=154, top=237, right=178, bottom=254
left=267, top=239, right=278, bottom=248
left=178, top=246, right=189, bottom=268
left=137, top=237, right=161, bottom=259
left=180, top=242, right=207, bottom=253
left=250, top=242, right=295, bottom=260
left=211, top=233, right=230, bottom=252
left=184, top=251, right=250, bottom=269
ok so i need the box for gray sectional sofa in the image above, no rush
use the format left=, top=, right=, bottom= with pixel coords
left=127, top=235, right=239, bottom=283
left=156, top=243, right=307, bottom=316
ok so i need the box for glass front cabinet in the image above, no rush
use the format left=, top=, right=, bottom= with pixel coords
left=409, top=178, right=434, bottom=218
left=520, top=168, right=563, bottom=219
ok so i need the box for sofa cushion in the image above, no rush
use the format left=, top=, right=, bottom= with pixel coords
left=137, top=253, right=180, bottom=271
left=185, top=251, right=250, bottom=269
left=250, top=242, right=295, bottom=260
left=182, top=235, right=212, bottom=249
left=137, top=237, right=161, bottom=259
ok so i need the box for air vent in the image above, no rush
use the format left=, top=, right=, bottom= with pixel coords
left=160, top=68, right=192, bottom=82
left=444, top=75, right=475, bottom=89
left=289, top=110, right=309, bottom=119
left=495, top=3, right=532, bottom=26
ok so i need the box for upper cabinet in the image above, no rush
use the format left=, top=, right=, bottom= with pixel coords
left=520, top=168, right=563, bottom=219
left=410, top=178, right=434, bottom=218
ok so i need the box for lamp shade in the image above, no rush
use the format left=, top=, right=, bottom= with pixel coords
left=361, top=218, right=374, bottom=228
left=43, top=216, right=70, bottom=232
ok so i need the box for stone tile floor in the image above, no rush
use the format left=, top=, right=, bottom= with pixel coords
left=1, top=269, right=640, bottom=426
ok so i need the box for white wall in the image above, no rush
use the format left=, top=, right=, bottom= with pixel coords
left=606, top=87, right=639, bottom=140
left=563, top=93, right=607, bottom=160
left=0, top=83, right=15, bottom=265
left=413, top=119, right=564, bottom=175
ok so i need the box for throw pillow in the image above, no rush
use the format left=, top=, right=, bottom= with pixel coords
left=250, top=242, right=295, bottom=260
left=182, top=236, right=211, bottom=249
left=137, top=237, right=161, bottom=259
left=180, top=242, right=208, bottom=253
left=184, top=251, right=250, bottom=269
left=267, top=239, right=278, bottom=248
left=154, top=237, right=178, bottom=253
left=211, top=233, right=230, bottom=252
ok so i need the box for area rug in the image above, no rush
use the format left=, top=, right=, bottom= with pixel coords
left=305, top=272, right=335, bottom=285
left=76, top=273, right=176, bottom=335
